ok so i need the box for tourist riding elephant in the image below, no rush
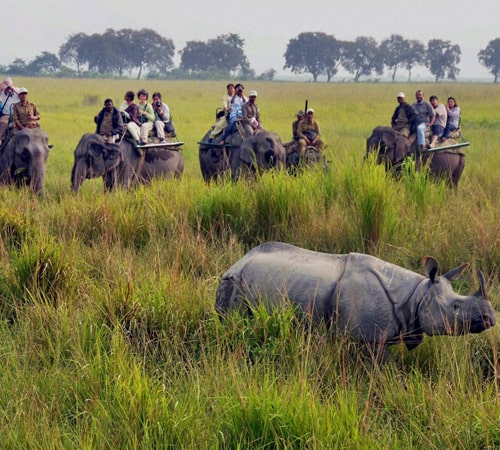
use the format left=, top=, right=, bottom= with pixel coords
left=71, top=133, right=184, bottom=192
left=199, top=128, right=285, bottom=182
left=0, top=128, right=50, bottom=195
left=366, top=126, right=465, bottom=187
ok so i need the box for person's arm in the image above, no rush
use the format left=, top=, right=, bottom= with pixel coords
left=13, top=104, right=23, bottom=129
left=143, top=103, right=155, bottom=122
left=428, top=104, right=436, bottom=127
left=296, top=121, right=308, bottom=142
left=112, top=109, right=124, bottom=135
left=31, top=104, right=40, bottom=121
left=161, top=104, right=171, bottom=122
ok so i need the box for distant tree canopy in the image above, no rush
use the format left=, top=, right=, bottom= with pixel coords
left=180, top=34, right=250, bottom=77
left=2, top=28, right=500, bottom=82
left=283, top=32, right=462, bottom=83
left=283, top=32, right=343, bottom=82
left=425, top=39, right=461, bottom=82
left=478, top=38, right=500, bottom=83
left=58, top=28, right=175, bottom=79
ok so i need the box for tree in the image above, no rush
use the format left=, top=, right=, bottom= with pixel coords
left=379, top=34, right=409, bottom=82
left=401, top=39, right=425, bottom=82
left=478, top=38, right=500, bottom=83
left=283, top=32, right=341, bottom=82
left=126, top=29, right=175, bottom=79
left=27, top=51, right=61, bottom=75
left=180, top=34, right=250, bottom=77
left=59, top=33, right=89, bottom=75
left=7, top=58, right=28, bottom=75
left=341, top=36, right=384, bottom=82
left=425, top=39, right=461, bottom=82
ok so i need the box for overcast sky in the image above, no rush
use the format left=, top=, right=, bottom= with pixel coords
left=4, top=0, right=500, bottom=80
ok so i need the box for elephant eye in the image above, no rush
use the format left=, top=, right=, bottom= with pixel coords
left=20, top=149, right=31, bottom=162
left=453, top=303, right=461, bottom=314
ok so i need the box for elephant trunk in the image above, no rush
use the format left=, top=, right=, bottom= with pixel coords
left=31, top=164, right=46, bottom=195
left=71, top=159, right=87, bottom=193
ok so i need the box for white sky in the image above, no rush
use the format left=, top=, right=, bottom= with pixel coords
left=4, top=0, right=500, bottom=80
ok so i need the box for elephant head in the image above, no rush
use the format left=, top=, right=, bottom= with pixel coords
left=71, top=133, right=122, bottom=192
left=238, top=131, right=286, bottom=178
left=199, top=128, right=243, bottom=182
left=0, top=128, right=50, bottom=195
left=366, top=126, right=409, bottom=171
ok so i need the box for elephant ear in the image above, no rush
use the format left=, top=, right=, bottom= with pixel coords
left=102, top=141, right=123, bottom=161
left=88, top=138, right=107, bottom=160
left=240, top=137, right=256, bottom=165
left=0, top=135, right=18, bottom=182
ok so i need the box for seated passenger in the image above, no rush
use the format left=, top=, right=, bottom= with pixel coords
left=0, top=77, right=20, bottom=145
left=137, top=89, right=155, bottom=145
left=442, top=97, right=461, bottom=141
left=220, top=83, right=247, bottom=145
left=151, top=92, right=176, bottom=142
left=241, top=90, right=261, bottom=136
left=297, top=108, right=325, bottom=156
left=391, top=92, right=417, bottom=139
left=13, top=87, right=40, bottom=132
left=94, top=98, right=124, bottom=143
left=429, top=95, right=447, bottom=149
left=210, top=83, right=235, bottom=138
left=294, top=110, right=305, bottom=139
left=120, top=91, right=141, bottom=145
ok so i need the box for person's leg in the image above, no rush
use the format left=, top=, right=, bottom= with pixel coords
left=417, top=123, right=426, bottom=146
left=221, top=117, right=236, bottom=142
left=155, top=120, right=165, bottom=141
left=127, top=123, right=140, bottom=143
left=140, top=122, right=154, bottom=143
left=298, top=138, right=307, bottom=156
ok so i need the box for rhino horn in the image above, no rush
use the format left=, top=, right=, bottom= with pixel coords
left=474, top=270, right=488, bottom=300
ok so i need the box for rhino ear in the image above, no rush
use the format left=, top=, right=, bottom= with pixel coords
left=423, top=256, right=439, bottom=282
left=443, top=262, right=469, bottom=281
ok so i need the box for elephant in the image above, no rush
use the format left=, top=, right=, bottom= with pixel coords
left=199, top=127, right=286, bottom=182
left=71, top=133, right=184, bottom=192
left=0, top=128, right=50, bottom=195
left=284, top=140, right=328, bottom=174
left=366, top=126, right=465, bottom=187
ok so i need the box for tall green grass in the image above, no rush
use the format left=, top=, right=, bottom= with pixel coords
left=0, top=79, right=499, bottom=448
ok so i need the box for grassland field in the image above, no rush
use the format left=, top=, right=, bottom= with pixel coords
left=0, top=77, right=499, bottom=448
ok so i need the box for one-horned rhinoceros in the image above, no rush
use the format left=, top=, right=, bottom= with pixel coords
left=215, top=242, right=496, bottom=352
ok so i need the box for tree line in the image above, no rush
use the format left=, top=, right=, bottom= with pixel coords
left=2, top=29, right=500, bottom=83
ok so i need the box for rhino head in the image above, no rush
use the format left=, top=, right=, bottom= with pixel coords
left=417, top=257, right=496, bottom=337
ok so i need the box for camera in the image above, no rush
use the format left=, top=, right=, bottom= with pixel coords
left=155, top=102, right=162, bottom=108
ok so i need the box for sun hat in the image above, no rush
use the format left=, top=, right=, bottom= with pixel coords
left=249, top=90, right=257, bottom=97
left=306, top=108, right=315, bottom=114
left=396, top=92, right=405, bottom=98
left=18, top=87, right=28, bottom=94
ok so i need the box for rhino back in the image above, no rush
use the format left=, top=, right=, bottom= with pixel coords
left=217, top=242, right=347, bottom=322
